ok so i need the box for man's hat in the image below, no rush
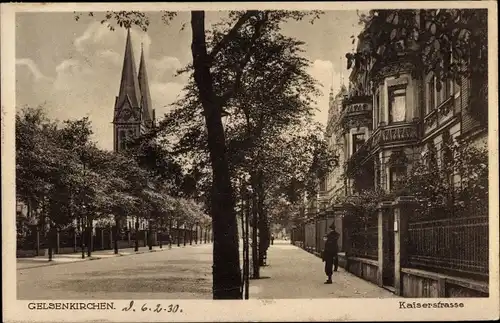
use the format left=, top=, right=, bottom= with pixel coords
left=329, top=223, right=336, bottom=230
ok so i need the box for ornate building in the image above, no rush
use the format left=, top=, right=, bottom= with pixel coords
left=341, top=18, right=487, bottom=196
left=294, top=10, right=488, bottom=296
left=323, top=84, right=348, bottom=204
left=113, top=29, right=156, bottom=231
left=113, top=29, right=155, bottom=153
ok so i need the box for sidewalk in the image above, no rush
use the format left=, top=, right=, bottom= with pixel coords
left=16, top=243, right=210, bottom=270
left=249, top=241, right=396, bottom=298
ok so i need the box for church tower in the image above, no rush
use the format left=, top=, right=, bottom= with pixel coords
left=113, top=28, right=155, bottom=153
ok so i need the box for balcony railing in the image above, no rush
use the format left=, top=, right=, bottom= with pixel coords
left=340, top=96, right=373, bottom=132
left=370, top=122, right=420, bottom=147
left=345, top=122, right=420, bottom=176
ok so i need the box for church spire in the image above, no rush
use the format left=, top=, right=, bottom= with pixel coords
left=114, top=28, right=141, bottom=119
left=138, top=42, right=154, bottom=126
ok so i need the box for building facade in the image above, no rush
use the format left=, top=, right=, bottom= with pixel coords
left=294, top=9, right=489, bottom=297
left=113, top=29, right=155, bottom=153
left=113, top=29, right=156, bottom=231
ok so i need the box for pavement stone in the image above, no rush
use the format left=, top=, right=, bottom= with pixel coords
left=248, top=241, right=396, bottom=299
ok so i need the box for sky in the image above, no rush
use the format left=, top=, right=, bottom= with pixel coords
left=15, top=11, right=364, bottom=151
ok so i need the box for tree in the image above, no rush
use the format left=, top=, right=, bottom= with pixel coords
left=346, top=9, right=488, bottom=122
left=77, top=9, right=324, bottom=299
left=394, top=142, right=488, bottom=219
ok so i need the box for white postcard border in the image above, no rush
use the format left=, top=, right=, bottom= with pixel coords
left=2, top=2, right=498, bottom=322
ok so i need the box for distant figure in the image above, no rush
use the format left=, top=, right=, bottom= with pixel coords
left=322, top=223, right=339, bottom=284
left=271, top=234, right=275, bottom=245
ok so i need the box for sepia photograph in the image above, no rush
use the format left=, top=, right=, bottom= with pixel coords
left=1, top=2, right=498, bottom=322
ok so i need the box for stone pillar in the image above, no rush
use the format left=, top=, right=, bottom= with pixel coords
left=392, top=196, right=416, bottom=296
left=332, top=209, right=344, bottom=252
left=377, top=201, right=393, bottom=287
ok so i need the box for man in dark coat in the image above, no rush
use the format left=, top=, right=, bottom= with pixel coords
left=322, top=223, right=339, bottom=284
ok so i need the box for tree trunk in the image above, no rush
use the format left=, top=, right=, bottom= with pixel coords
left=244, top=191, right=250, bottom=299
left=134, top=218, right=139, bottom=252
left=177, top=221, right=180, bottom=247
left=114, top=215, right=119, bottom=254
left=148, top=219, right=153, bottom=250
left=80, top=216, right=85, bottom=259
left=190, top=225, right=194, bottom=245
left=169, top=217, right=173, bottom=248
left=257, top=173, right=268, bottom=267
left=183, top=225, right=187, bottom=246
left=87, top=216, right=93, bottom=257
left=251, top=185, right=260, bottom=279
left=191, top=11, right=241, bottom=299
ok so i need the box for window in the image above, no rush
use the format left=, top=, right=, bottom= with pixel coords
left=352, top=133, right=365, bottom=154
left=374, top=92, right=380, bottom=126
left=389, top=166, right=406, bottom=191
left=388, top=86, right=406, bottom=123
left=437, top=77, right=452, bottom=106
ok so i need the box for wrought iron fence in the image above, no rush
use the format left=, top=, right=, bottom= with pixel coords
left=408, top=212, right=488, bottom=278
left=348, top=213, right=378, bottom=260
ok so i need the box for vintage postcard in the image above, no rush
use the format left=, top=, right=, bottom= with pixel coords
left=1, top=1, right=498, bottom=322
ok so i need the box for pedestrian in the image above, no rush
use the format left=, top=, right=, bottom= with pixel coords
left=321, top=223, right=339, bottom=284
left=271, top=234, right=274, bottom=245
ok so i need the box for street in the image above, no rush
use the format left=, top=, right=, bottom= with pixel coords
left=17, top=241, right=394, bottom=299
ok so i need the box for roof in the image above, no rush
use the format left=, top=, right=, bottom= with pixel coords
left=115, top=29, right=142, bottom=117
left=138, top=45, right=154, bottom=124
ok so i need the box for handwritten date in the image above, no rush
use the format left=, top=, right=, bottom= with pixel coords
left=122, top=301, right=182, bottom=313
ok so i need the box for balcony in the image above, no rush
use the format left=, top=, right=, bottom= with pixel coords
left=339, top=95, right=373, bottom=133
left=370, top=122, right=420, bottom=148
left=345, top=121, right=420, bottom=177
